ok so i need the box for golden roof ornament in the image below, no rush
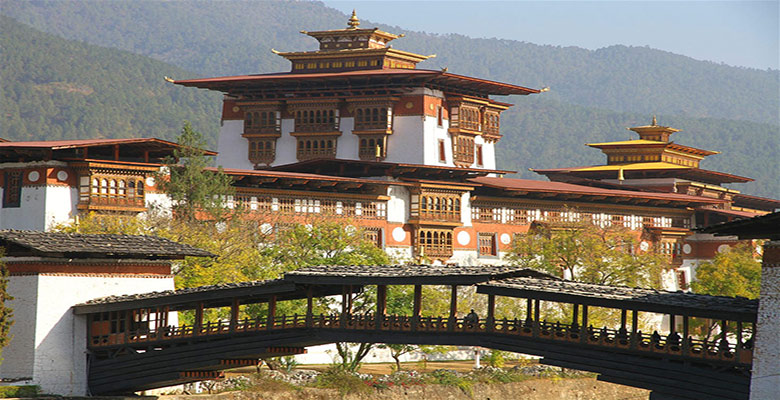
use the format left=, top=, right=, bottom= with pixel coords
left=347, top=9, right=360, bottom=29
left=652, top=115, right=657, bottom=126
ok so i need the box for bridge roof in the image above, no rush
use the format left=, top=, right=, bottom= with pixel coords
left=478, top=277, right=757, bottom=322
left=72, top=278, right=345, bottom=314
left=0, top=230, right=214, bottom=260
left=284, top=265, right=556, bottom=285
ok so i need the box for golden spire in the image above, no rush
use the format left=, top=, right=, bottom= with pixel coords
left=347, top=9, right=360, bottom=29
left=652, top=115, right=657, bottom=126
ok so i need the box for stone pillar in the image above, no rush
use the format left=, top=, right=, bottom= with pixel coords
left=750, top=240, right=780, bottom=400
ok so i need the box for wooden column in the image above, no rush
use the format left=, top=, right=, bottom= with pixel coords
left=620, top=309, right=627, bottom=333
left=230, top=299, right=240, bottom=331
left=525, top=298, right=533, bottom=324
left=486, top=294, right=495, bottom=331
left=533, top=298, right=541, bottom=337
left=412, top=284, right=422, bottom=330
left=736, top=320, right=743, bottom=360
left=630, top=309, right=639, bottom=349
left=267, top=295, right=277, bottom=329
left=376, top=284, right=387, bottom=328
left=113, top=144, right=120, bottom=161
left=347, top=285, right=354, bottom=314
left=580, top=304, right=588, bottom=343
left=341, top=285, right=349, bottom=315
left=682, top=315, right=690, bottom=353
left=306, top=286, right=314, bottom=326
left=194, top=302, right=204, bottom=336
left=143, top=150, right=150, bottom=163
left=572, top=304, right=579, bottom=329
left=449, top=285, right=458, bottom=331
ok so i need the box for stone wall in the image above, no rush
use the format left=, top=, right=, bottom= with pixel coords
left=750, top=240, right=780, bottom=400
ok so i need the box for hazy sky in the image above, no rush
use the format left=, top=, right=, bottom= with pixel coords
left=321, top=1, right=779, bottom=70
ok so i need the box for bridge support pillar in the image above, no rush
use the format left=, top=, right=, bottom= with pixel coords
left=306, top=286, right=313, bottom=327
left=449, top=285, right=458, bottom=331
left=412, top=284, right=422, bottom=330
left=376, top=285, right=387, bottom=328
left=486, top=294, right=495, bottom=331
left=267, top=295, right=276, bottom=329
left=194, top=302, right=204, bottom=336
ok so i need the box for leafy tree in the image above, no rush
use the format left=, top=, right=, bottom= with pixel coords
left=156, top=122, right=234, bottom=221
left=378, top=343, right=417, bottom=371
left=691, top=243, right=761, bottom=299
left=0, top=252, right=12, bottom=362
left=509, top=219, right=666, bottom=288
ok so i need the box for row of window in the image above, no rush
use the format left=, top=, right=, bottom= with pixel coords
left=438, top=139, right=484, bottom=166
left=354, top=107, right=391, bottom=130
left=296, top=138, right=337, bottom=160
left=416, top=229, right=454, bottom=259
left=449, top=105, right=501, bottom=136
left=244, top=111, right=281, bottom=134
left=471, top=206, right=688, bottom=230
left=78, top=175, right=146, bottom=207
left=412, top=193, right=462, bottom=222
left=608, top=154, right=661, bottom=163
left=358, top=136, right=387, bottom=160
left=293, top=59, right=382, bottom=70
left=233, top=195, right=387, bottom=219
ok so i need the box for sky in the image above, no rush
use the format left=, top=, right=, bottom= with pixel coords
left=321, top=1, right=779, bottom=71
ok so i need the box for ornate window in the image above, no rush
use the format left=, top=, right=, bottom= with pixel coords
left=3, top=171, right=22, bottom=208
left=475, top=144, right=484, bottom=166
left=354, top=107, right=391, bottom=131
left=483, top=111, right=500, bottom=137
left=78, top=173, right=146, bottom=211
left=248, top=138, right=276, bottom=165
left=450, top=105, right=480, bottom=132
left=296, top=137, right=337, bottom=160
left=234, top=194, right=386, bottom=220
left=358, top=136, right=387, bottom=161
left=412, top=191, right=461, bottom=222
left=362, top=228, right=383, bottom=248
left=452, top=135, right=475, bottom=166
left=293, top=108, right=340, bottom=133
left=478, top=233, right=497, bottom=256
left=416, top=228, right=453, bottom=259
left=244, top=110, right=281, bottom=135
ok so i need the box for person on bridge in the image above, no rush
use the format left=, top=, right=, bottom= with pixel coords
left=465, top=309, right=479, bottom=326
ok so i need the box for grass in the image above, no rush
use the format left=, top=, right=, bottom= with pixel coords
left=0, top=386, right=41, bottom=398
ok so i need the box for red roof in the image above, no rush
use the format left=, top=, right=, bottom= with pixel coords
left=209, top=167, right=412, bottom=186
left=0, top=138, right=217, bottom=155
left=533, top=165, right=752, bottom=184
left=698, top=208, right=769, bottom=219
left=174, top=69, right=539, bottom=96
left=469, top=176, right=725, bottom=205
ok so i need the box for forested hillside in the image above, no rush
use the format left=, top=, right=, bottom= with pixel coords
left=0, top=16, right=220, bottom=144
left=1, top=1, right=777, bottom=197
left=3, top=0, right=777, bottom=125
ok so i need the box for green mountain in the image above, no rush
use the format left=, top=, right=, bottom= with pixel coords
left=0, top=16, right=220, bottom=144
left=1, top=2, right=777, bottom=198
left=3, top=0, right=777, bottom=126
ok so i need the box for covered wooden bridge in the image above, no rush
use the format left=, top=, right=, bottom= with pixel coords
left=75, top=265, right=757, bottom=400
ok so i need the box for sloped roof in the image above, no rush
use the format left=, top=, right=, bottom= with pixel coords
left=174, top=69, right=539, bottom=96
left=699, top=211, right=780, bottom=240
left=469, top=176, right=724, bottom=207
left=285, top=264, right=557, bottom=285
left=478, top=277, right=757, bottom=322
left=0, top=230, right=214, bottom=259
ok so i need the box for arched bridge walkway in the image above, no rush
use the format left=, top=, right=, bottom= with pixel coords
left=74, top=265, right=757, bottom=400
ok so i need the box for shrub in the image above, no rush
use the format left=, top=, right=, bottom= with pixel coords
left=0, top=386, right=41, bottom=398
left=426, top=369, right=473, bottom=395
left=312, top=367, right=372, bottom=396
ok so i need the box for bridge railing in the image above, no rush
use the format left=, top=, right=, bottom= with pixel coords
left=90, top=313, right=751, bottom=366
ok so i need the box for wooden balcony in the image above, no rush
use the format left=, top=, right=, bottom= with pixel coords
left=78, top=196, right=146, bottom=212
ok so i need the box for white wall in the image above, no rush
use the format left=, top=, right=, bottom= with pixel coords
left=216, top=120, right=253, bottom=170
left=2, top=272, right=175, bottom=396
left=386, top=185, right=409, bottom=224
left=386, top=115, right=425, bottom=165
left=44, top=186, right=78, bottom=231
left=0, top=186, right=47, bottom=231
left=1, top=275, right=39, bottom=380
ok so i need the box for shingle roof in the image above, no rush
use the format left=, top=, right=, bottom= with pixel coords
left=0, top=230, right=214, bottom=259
left=478, top=277, right=757, bottom=321
left=285, top=264, right=557, bottom=285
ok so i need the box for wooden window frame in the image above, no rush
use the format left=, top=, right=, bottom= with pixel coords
left=296, top=136, right=338, bottom=161
left=3, top=171, right=22, bottom=208
left=452, top=135, right=475, bottom=166
left=475, top=144, right=484, bottom=166
left=438, top=139, right=447, bottom=163
left=358, top=135, right=387, bottom=161
left=248, top=138, right=277, bottom=165
left=478, top=232, right=498, bottom=257
left=416, top=228, right=453, bottom=259
left=244, top=110, right=281, bottom=135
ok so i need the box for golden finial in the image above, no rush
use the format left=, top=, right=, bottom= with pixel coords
left=163, top=76, right=174, bottom=83
left=348, top=9, right=360, bottom=29
left=652, top=115, right=657, bottom=126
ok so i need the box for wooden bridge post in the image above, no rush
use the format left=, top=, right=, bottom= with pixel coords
left=230, top=299, right=240, bottom=332
left=486, top=294, right=495, bottom=331
left=412, top=284, right=422, bottom=330
left=525, top=298, right=532, bottom=326
left=449, top=285, right=458, bottom=331
left=682, top=315, right=690, bottom=354
left=306, top=286, right=313, bottom=327
left=533, top=298, right=541, bottom=337
left=376, top=285, right=387, bottom=329
left=267, top=295, right=277, bottom=330
left=194, top=302, right=204, bottom=336
left=736, top=320, right=743, bottom=361
left=630, top=309, right=639, bottom=349
left=580, top=304, right=588, bottom=343
left=572, top=304, right=579, bottom=330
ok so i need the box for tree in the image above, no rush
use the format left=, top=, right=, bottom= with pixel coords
left=691, top=243, right=761, bottom=299
left=156, top=122, right=234, bottom=221
left=509, top=220, right=666, bottom=288
left=0, top=251, right=12, bottom=362
left=378, top=343, right=417, bottom=371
